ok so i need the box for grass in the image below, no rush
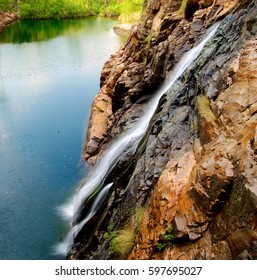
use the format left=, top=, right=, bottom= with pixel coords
left=105, top=206, right=145, bottom=257
left=110, top=228, right=135, bottom=256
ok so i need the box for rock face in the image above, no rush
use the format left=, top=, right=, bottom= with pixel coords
left=113, top=24, right=131, bottom=37
left=0, top=12, right=17, bottom=33
left=75, top=0, right=257, bottom=260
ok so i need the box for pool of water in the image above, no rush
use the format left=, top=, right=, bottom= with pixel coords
left=0, top=17, right=122, bottom=259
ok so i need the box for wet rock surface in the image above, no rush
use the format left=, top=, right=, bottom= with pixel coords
left=76, top=0, right=257, bottom=260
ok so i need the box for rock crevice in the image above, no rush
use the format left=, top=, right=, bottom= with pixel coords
left=75, top=0, right=257, bottom=260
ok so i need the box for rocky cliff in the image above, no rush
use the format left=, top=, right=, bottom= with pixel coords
left=0, top=12, right=17, bottom=33
left=72, top=0, right=257, bottom=260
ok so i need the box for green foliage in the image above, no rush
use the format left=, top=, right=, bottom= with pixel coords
left=163, top=233, right=175, bottom=242
left=156, top=235, right=175, bottom=251
left=0, top=0, right=17, bottom=12
left=103, top=1, right=121, bottom=17
left=15, top=0, right=144, bottom=21
left=85, top=0, right=104, bottom=15
left=179, top=0, right=188, bottom=15
left=145, top=30, right=157, bottom=46
left=156, top=227, right=175, bottom=251
left=18, top=0, right=88, bottom=19
left=156, top=242, right=166, bottom=251
left=104, top=230, right=117, bottom=240
left=119, top=0, right=144, bottom=23
left=110, top=228, right=135, bottom=256
left=105, top=207, right=145, bottom=257
left=0, top=0, right=144, bottom=22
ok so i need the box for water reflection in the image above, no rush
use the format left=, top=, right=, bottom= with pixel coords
left=0, top=17, right=121, bottom=259
left=0, top=18, right=103, bottom=44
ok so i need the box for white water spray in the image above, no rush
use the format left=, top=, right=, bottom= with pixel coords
left=54, top=182, right=113, bottom=256
left=56, top=23, right=220, bottom=256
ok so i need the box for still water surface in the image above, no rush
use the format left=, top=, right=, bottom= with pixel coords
left=0, top=17, right=122, bottom=259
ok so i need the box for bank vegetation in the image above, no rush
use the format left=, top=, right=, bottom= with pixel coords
left=0, top=0, right=144, bottom=23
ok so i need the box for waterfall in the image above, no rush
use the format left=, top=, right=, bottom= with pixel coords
left=55, top=22, right=220, bottom=257
left=54, top=182, right=113, bottom=256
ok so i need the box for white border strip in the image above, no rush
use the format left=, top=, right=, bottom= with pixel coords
left=0, top=260, right=256, bottom=280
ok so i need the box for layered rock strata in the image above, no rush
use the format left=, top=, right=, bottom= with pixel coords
left=0, top=12, right=17, bottom=33
left=75, top=0, right=257, bottom=260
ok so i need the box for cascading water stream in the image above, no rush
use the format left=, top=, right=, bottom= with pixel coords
left=54, top=182, right=113, bottom=256
left=55, top=22, right=220, bottom=256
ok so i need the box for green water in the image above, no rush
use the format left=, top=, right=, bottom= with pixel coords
left=0, top=17, right=122, bottom=259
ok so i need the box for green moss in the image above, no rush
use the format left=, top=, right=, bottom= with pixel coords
left=145, top=30, right=157, bottom=46
left=143, top=55, right=148, bottom=69
left=104, top=230, right=117, bottom=240
left=196, top=95, right=216, bottom=122
left=179, top=0, right=188, bottom=15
